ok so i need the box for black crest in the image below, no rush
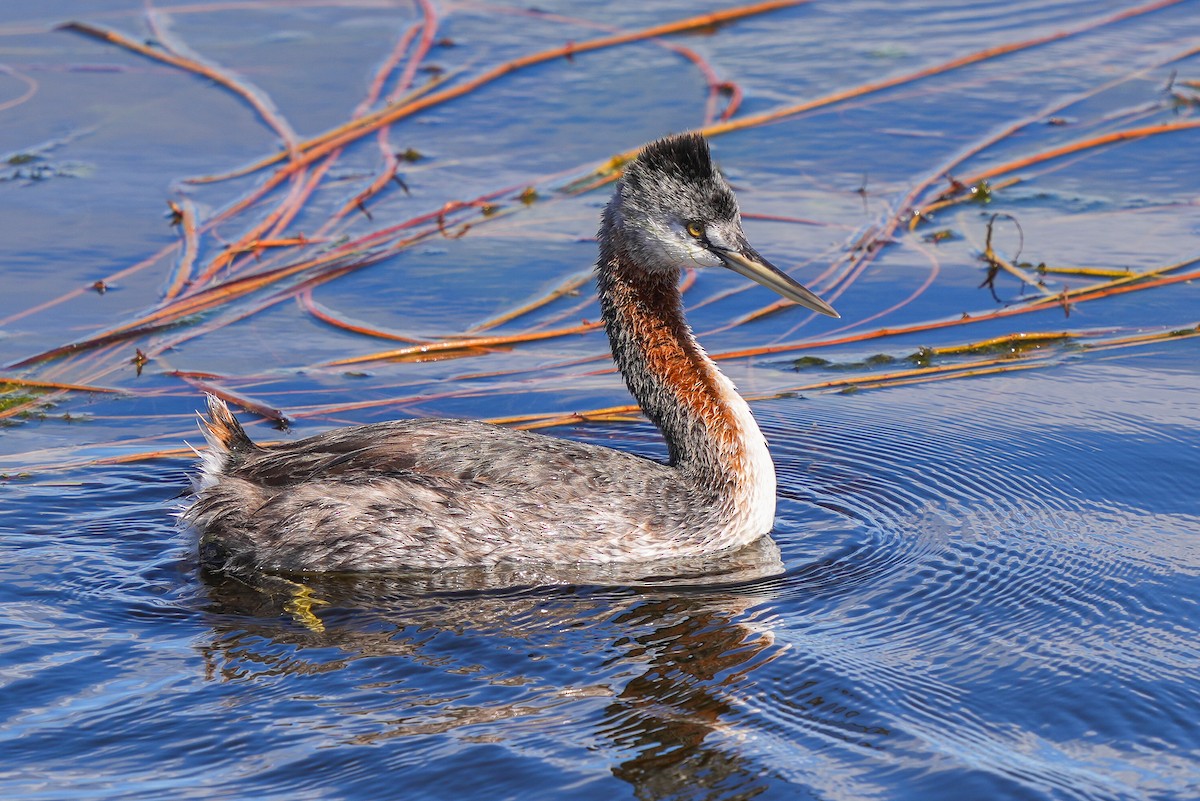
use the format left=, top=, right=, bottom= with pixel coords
left=634, top=133, right=716, bottom=185
left=619, top=133, right=737, bottom=222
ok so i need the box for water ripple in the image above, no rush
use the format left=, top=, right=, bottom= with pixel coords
left=750, top=363, right=1200, bottom=798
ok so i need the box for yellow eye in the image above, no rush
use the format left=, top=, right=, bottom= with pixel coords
left=686, top=221, right=704, bottom=238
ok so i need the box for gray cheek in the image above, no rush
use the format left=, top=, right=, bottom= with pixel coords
left=633, top=229, right=686, bottom=269
left=687, top=245, right=722, bottom=268
left=661, top=238, right=720, bottom=270
left=631, top=224, right=721, bottom=270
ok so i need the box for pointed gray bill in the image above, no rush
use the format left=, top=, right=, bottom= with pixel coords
left=717, top=247, right=840, bottom=318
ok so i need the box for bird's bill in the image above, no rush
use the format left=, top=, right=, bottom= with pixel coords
left=718, top=247, right=840, bottom=318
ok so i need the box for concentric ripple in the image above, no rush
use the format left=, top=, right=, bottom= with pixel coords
left=739, top=357, right=1200, bottom=799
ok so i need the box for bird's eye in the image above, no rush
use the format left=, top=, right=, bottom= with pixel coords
left=686, top=221, right=705, bottom=238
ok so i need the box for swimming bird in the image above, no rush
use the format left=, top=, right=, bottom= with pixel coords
left=187, top=133, right=838, bottom=573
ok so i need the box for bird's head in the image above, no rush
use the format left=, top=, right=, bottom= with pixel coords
left=604, top=132, right=838, bottom=318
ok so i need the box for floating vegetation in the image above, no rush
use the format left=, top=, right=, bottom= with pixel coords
left=792, top=333, right=1071, bottom=371
left=791, top=354, right=897, bottom=371
left=1, top=0, right=1197, bottom=470
left=0, top=389, right=52, bottom=426
left=0, top=390, right=41, bottom=414
left=1, top=128, right=96, bottom=185
left=906, top=332, right=1071, bottom=366
left=925, top=332, right=1073, bottom=357
left=0, top=156, right=93, bottom=184
left=922, top=229, right=956, bottom=244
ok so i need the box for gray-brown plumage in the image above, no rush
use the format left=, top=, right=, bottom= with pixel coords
left=186, top=133, right=838, bottom=573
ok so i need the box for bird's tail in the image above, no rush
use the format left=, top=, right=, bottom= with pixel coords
left=191, top=395, right=257, bottom=489
left=200, top=394, right=256, bottom=455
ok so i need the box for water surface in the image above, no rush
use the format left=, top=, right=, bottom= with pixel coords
left=1, top=1, right=1198, bottom=799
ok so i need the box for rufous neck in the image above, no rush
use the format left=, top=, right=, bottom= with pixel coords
left=595, top=245, right=765, bottom=484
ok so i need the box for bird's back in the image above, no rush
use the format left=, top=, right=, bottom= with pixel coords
left=190, top=415, right=722, bottom=573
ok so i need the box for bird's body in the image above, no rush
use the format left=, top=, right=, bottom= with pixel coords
left=187, top=134, right=837, bottom=573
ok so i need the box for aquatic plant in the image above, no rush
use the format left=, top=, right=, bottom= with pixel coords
left=0, top=0, right=1196, bottom=471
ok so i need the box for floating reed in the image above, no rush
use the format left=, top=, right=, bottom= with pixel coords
left=3, top=0, right=1196, bottom=474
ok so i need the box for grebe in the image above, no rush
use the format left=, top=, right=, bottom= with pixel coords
left=187, top=133, right=838, bottom=573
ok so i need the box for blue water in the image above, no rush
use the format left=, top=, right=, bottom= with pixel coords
left=2, top=1, right=1199, bottom=799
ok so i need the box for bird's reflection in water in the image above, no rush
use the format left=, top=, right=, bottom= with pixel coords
left=198, top=536, right=874, bottom=798
left=599, top=593, right=778, bottom=799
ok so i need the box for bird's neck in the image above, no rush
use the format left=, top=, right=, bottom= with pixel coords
left=596, top=240, right=776, bottom=536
